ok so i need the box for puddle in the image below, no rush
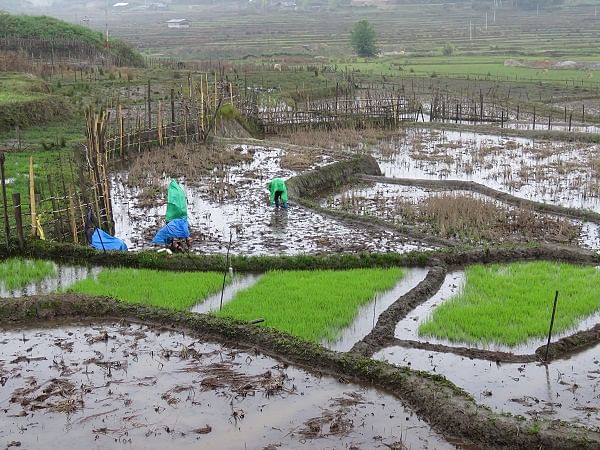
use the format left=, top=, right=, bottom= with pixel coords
left=0, top=322, right=462, bottom=449
left=374, top=128, right=600, bottom=212
left=324, top=268, right=429, bottom=352
left=111, top=145, right=430, bottom=255
left=375, top=344, right=600, bottom=428
left=395, top=271, right=600, bottom=354
left=190, top=274, right=262, bottom=314
left=0, top=264, right=100, bottom=298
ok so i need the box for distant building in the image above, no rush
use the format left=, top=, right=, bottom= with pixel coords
left=167, top=19, right=190, bottom=29
left=270, top=0, right=297, bottom=10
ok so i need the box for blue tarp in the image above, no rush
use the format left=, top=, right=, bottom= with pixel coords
left=90, top=228, right=128, bottom=252
left=152, top=218, right=190, bottom=245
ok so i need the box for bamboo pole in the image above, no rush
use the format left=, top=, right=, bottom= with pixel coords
left=29, top=156, right=37, bottom=237
left=68, top=188, right=78, bottom=244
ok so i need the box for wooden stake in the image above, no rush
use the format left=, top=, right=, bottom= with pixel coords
left=29, top=156, right=37, bottom=237
left=544, top=291, right=559, bottom=362
left=12, top=193, right=23, bottom=249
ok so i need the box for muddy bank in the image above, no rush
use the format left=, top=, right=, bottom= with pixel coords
left=286, top=155, right=381, bottom=199
left=537, top=322, right=600, bottom=361
left=6, top=240, right=600, bottom=274
left=362, top=175, right=600, bottom=224
left=388, top=338, right=537, bottom=363
left=2, top=296, right=600, bottom=449
left=350, top=264, right=447, bottom=357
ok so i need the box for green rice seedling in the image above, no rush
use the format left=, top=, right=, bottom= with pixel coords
left=419, top=261, right=600, bottom=346
left=0, top=258, right=56, bottom=290
left=66, top=268, right=226, bottom=310
left=216, top=268, right=405, bottom=342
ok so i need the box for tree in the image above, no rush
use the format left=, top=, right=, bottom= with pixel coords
left=350, top=20, right=378, bottom=58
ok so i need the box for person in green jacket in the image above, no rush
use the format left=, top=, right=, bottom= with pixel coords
left=267, top=178, right=288, bottom=209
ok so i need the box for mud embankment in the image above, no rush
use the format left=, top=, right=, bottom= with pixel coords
left=1, top=295, right=600, bottom=450
left=286, top=155, right=381, bottom=199
left=362, top=175, right=600, bottom=224
left=351, top=264, right=447, bottom=357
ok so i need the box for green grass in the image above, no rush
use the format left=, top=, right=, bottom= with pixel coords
left=216, top=268, right=405, bottom=342
left=0, top=258, right=56, bottom=290
left=0, top=13, right=144, bottom=66
left=340, top=55, right=600, bottom=84
left=66, top=268, right=227, bottom=310
left=0, top=91, right=45, bottom=105
left=419, top=261, right=600, bottom=346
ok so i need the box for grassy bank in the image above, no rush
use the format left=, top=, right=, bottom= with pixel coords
left=419, top=261, right=600, bottom=346
left=67, top=267, right=226, bottom=310
left=0, top=258, right=56, bottom=290
left=216, top=268, right=405, bottom=342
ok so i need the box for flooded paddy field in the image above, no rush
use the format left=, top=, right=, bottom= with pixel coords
left=321, top=181, right=589, bottom=248
left=111, top=145, right=429, bottom=255
left=373, top=128, right=600, bottom=211
left=0, top=321, right=459, bottom=450
left=375, top=344, right=600, bottom=428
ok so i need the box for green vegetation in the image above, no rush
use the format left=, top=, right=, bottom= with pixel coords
left=0, top=13, right=144, bottom=66
left=66, top=267, right=226, bottom=310
left=350, top=20, right=379, bottom=58
left=419, top=261, right=600, bottom=346
left=216, top=268, right=405, bottom=342
left=0, top=258, right=56, bottom=290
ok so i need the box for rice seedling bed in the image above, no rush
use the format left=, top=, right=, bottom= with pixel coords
left=66, top=268, right=226, bottom=310
left=216, top=268, right=405, bottom=343
left=418, top=261, right=600, bottom=348
left=0, top=258, right=56, bottom=291
left=1, top=322, right=455, bottom=449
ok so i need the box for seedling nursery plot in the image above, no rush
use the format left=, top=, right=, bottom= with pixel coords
left=217, top=268, right=405, bottom=344
left=418, top=261, right=600, bottom=349
left=380, top=261, right=600, bottom=427
left=0, top=258, right=97, bottom=297
left=67, top=267, right=226, bottom=310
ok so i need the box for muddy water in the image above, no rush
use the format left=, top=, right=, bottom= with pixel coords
left=395, top=271, right=600, bottom=355
left=375, top=344, right=600, bottom=428
left=323, top=181, right=593, bottom=249
left=111, top=145, right=429, bottom=255
left=0, top=322, right=462, bottom=450
left=0, top=264, right=100, bottom=298
left=324, top=268, right=429, bottom=352
left=375, top=128, right=600, bottom=212
left=191, top=274, right=262, bottom=314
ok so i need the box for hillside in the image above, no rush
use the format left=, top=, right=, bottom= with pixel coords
left=0, top=12, right=144, bottom=66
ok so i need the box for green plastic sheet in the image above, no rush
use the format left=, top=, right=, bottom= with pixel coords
left=165, top=180, right=187, bottom=222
